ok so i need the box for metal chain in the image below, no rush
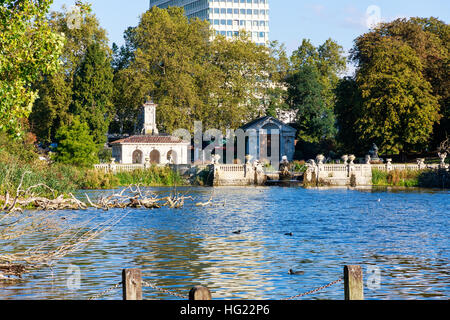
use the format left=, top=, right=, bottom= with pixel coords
left=88, top=281, right=123, bottom=300
left=282, top=278, right=343, bottom=300
left=142, top=280, right=188, bottom=299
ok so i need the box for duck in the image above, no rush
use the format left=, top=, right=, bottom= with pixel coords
left=285, top=232, right=293, bottom=236
left=232, top=230, right=242, bottom=235
left=288, top=269, right=304, bottom=275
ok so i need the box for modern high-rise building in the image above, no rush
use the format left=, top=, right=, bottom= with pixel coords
left=149, top=0, right=269, bottom=45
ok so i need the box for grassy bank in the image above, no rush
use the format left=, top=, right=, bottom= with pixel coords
left=0, top=139, right=184, bottom=199
left=0, top=162, right=185, bottom=197
left=372, top=169, right=420, bottom=187
left=372, top=168, right=450, bottom=188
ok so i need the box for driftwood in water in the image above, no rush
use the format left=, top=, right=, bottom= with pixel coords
left=0, top=264, right=27, bottom=278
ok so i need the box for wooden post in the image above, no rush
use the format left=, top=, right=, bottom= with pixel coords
left=122, top=269, right=143, bottom=300
left=189, top=286, right=212, bottom=300
left=344, top=265, right=364, bottom=300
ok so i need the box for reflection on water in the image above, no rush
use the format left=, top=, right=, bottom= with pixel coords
left=0, top=187, right=448, bottom=300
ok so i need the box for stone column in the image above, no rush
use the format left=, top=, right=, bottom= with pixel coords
left=316, top=154, right=325, bottom=181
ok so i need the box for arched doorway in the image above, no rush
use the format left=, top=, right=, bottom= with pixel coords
left=150, top=149, right=160, bottom=164
left=132, top=149, right=143, bottom=164
left=167, top=150, right=177, bottom=164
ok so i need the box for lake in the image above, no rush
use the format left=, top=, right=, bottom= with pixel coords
left=0, top=186, right=448, bottom=300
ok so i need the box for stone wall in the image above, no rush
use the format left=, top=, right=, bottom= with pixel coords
left=209, top=162, right=266, bottom=186
left=304, top=155, right=372, bottom=187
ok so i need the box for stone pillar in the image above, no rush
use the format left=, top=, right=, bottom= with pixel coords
left=254, top=160, right=265, bottom=185
left=348, top=155, right=356, bottom=178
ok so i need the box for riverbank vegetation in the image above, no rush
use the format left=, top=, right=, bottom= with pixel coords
left=372, top=169, right=450, bottom=188
left=0, top=132, right=185, bottom=200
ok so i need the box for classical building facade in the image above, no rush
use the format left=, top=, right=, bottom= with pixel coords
left=240, top=116, right=296, bottom=163
left=149, top=0, right=270, bottom=45
left=111, top=101, right=190, bottom=165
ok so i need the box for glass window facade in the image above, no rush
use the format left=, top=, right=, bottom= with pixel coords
left=149, top=0, right=270, bottom=44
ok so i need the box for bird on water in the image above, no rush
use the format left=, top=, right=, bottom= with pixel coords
left=285, top=232, right=293, bottom=236
left=288, top=269, right=304, bottom=275
left=232, top=230, right=242, bottom=234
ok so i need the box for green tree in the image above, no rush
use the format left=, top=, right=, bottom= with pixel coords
left=0, top=0, right=64, bottom=139
left=54, top=117, right=98, bottom=166
left=351, top=37, right=440, bottom=156
left=287, top=64, right=335, bottom=143
left=110, top=26, right=146, bottom=134
left=124, top=7, right=275, bottom=134
left=29, top=71, right=72, bottom=145
left=334, top=77, right=364, bottom=154
left=288, top=39, right=345, bottom=144
left=71, top=42, right=114, bottom=147
left=29, top=2, right=110, bottom=145
left=352, top=17, right=449, bottom=151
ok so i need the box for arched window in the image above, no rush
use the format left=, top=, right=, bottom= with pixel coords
left=132, top=150, right=143, bottom=164
left=150, top=149, right=160, bottom=164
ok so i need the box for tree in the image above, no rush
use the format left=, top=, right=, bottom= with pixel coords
left=29, top=2, right=110, bottom=145
left=0, top=0, right=64, bottom=139
left=71, top=42, right=114, bottom=147
left=287, top=39, right=346, bottom=144
left=287, top=64, right=335, bottom=143
left=334, top=77, right=364, bottom=154
left=54, top=117, right=98, bottom=167
left=352, top=17, right=449, bottom=151
left=351, top=37, right=440, bottom=156
left=29, top=71, right=72, bottom=145
left=110, top=26, right=147, bottom=135
left=123, top=6, right=275, bottom=134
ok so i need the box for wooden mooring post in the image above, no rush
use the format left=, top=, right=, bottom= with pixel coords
left=189, top=286, right=212, bottom=300
left=119, top=267, right=361, bottom=300
left=122, top=269, right=143, bottom=300
left=344, top=265, right=364, bottom=300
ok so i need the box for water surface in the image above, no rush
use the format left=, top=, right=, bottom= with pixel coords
left=1, top=187, right=448, bottom=300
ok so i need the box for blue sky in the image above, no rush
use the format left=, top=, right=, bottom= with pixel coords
left=51, top=0, right=449, bottom=55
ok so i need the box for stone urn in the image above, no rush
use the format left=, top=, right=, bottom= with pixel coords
left=110, top=158, right=116, bottom=164
left=438, top=152, right=447, bottom=168
left=213, top=154, right=221, bottom=164
left=416, top=158, right=425, bottom=169
left=279, top=157, right=291, bottom=181
left=245, top=154, right=253, bottom=164
left=365, top=155, right=371, bottom=164
left=341, top=155, right=349, bottom=165
left=316, top=154, right=325, bottom=165
left=348, top=155, right=356, bottom=165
